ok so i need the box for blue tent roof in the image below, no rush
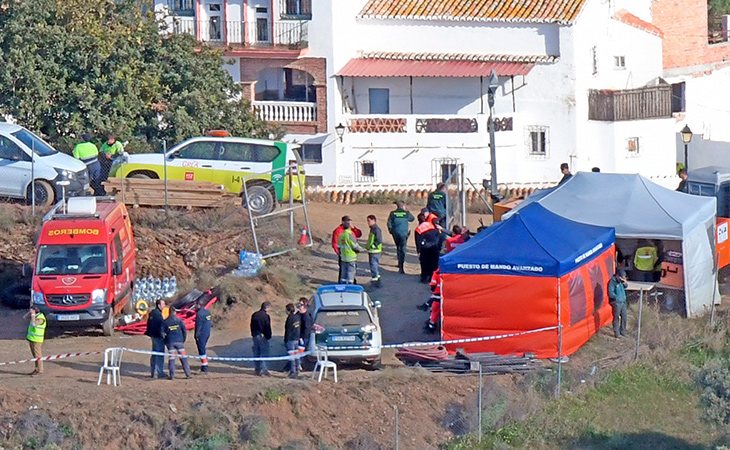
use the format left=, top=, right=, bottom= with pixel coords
left=440, top=203, right=615, bottom=277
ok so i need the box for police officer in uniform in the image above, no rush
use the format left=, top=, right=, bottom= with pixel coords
left=162, top=307, right=191, bottom=380
left=387, top=201, right=415, bottom=274
left=426, top=183, right=448, bottom=228
left=194, top=299, right=212, bottom=374
left=73, top=134, right=103, bottom=195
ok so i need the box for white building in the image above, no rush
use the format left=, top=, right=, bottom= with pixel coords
left=300, top=0, right=676, bottom=188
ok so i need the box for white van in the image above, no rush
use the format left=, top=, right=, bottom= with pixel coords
left=0, top=123, right=89, bottom=206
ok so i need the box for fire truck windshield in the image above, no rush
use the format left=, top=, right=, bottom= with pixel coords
left=36, top=244, right=108, bottom=275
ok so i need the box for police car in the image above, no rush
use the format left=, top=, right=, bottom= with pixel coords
left=308, top=285, right=382, bottom=368
left=110, top=132, right=304, bottom=214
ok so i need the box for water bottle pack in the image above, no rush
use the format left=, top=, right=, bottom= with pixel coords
left=133, top=275, right=178, bottom=303
left=231, top=251, right=263, bottom=277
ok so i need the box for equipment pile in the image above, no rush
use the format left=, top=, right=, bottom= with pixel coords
left=116, top=288, right=218, bottom=335
left=395, top=346, right=540, bottom=374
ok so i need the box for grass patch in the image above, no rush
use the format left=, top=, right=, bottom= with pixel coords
left=261, top=387, right=286, bottom=403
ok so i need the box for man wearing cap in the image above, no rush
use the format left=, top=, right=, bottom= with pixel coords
left=426, top=183, right=448, bottom=228
left=338, top=216, right=364, bottom=284
left=608, top=269, right=628, bottom=338
left=73, top=134, right=103, bottom=195
left=99, top=133, right=124, bottom=183
left=332, top=216, right=362, bottom=283
left=387, top=201, right=415, bottom=274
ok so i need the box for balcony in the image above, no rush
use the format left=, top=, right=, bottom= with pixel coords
left=588, top=85, right=672, bottom=122
left=253, top=100, right=317, bottom=123
left=169, top=18, right=308, bottom=48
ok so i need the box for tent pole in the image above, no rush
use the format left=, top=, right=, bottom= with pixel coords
left=556, top=278, right=563, bottom=398
left=634, top=289, right=643, bottom=360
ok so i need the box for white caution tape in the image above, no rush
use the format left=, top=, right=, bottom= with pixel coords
left=121, top=348, right=311, bottom=362
left=0, top=351, right=102, bottom=367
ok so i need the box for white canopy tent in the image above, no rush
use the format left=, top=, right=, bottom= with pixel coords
left=507, top=172, right=718, bottom=317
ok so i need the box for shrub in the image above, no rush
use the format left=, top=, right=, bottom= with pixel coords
left=698, top=362, right=730, bottom=426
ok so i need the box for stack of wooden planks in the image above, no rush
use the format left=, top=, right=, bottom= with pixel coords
left=103, top=178, right=231, bottom=208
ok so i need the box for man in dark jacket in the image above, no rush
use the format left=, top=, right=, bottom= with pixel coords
left=558, top=163, right=572, bottom=185
left=415, top=214, right=443, bottom=283
left=297, top=298, right=313, bottom=372
left=284, top=303, right=301, bottom=378
left=608, top=269, right=629, bottom=338
left=426, top=183, right=448, bottom=228
left=250, top=302, right=272, bottom=376
left=194, top=299, right=212, bottom=374
left=145, top=299, right=166, bottom=379
left=387, top=200, right=415, bottom=274
left=162, top=306, right=191, bottom=380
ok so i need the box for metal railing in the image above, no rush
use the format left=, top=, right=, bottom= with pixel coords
left=169, top=18, right=308, bottom=48
left=253, top=100, right=317, bottom=122
left=246, top=20, right=309, bottom=47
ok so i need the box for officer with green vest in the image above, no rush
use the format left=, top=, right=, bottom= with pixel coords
left=633, top=240, right=661, bottom=282
left=26, top=305, right=47, bottom=375
left=99, top=134, right=124, bottom=183
left=427, top=183, right=448, bottom=228
left=366, top=214, right=383, bottom=285
left=338, top=216, right=363, bottom=284
left=387, top=200, right=415, bottom=274
left=73, top=133, right=103, bottom=195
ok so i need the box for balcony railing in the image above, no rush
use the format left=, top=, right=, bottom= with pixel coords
left=588, top=85, right=672, bottom=122
left=169, top=18, right=308, bottom=48
left=253, top=101, right=317, bottom=123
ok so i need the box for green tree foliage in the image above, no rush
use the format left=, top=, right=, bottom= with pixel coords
left=710, top=0, right=730, bottom=17
left=0, top=0, right=275, bottom=152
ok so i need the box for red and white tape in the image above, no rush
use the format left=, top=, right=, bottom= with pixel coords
left=0, top=351, right=102, bottom=367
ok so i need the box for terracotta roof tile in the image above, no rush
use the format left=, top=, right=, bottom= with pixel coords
left=359, top=0, right=589, bottom=24
left=613, top=9, right=664, bottom=38
left=359, top=51, right=558, bottom=64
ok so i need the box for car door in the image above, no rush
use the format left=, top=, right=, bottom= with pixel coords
left=219, top=142, right=281, bottom=192
left=166, top=140, right=218, bottom=183
left=0, top=135, right=32, bottom=197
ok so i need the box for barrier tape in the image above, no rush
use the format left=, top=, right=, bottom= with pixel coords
left=0, top=351, right=102, bottom=367
left=122, top=348, right=311, bottom=362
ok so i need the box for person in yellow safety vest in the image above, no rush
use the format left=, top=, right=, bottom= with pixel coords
left=634, top=241, right=661, bottom=282
left=99, top=133, right=124, bottom=183
left=73, top=133, right=103, bottom=196
left=26, top=305, right=47, bottom=376
left=366, top=214, right=383, bottom=285
left=338, top=216, right=363, bottom=284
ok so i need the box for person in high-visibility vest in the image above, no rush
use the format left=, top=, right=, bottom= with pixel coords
left=338, top=216, right=363, bottom=284
left=366, top=214, right=383, bottom=284
left=73, top=133, right=103, bottom=195
left=26, top=305, right=47, bottom=375
left=99, top=134, right=124, bottom=182
left=634, top=241, right=660, bottom=281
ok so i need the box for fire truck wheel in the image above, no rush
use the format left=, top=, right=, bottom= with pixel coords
left=102, top=309, right=115, bottom=336
left=26, top=180, right=54, bottom=208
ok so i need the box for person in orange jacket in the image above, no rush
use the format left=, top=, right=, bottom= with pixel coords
left=444, top=225, right=469, bottom=253
left=426, top=269, right=441, bottom=332
left=332, top=215, right=362, bottom=283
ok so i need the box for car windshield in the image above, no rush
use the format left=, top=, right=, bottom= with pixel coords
left=36, top=244, right=108, bottom=275
left=11, top=129, right=57, bottom=157
left=315, top=309, right=371, bottom=328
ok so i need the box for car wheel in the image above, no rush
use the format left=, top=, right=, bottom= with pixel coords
left=365, top=357, right=382, bottom=371
left=129, top=173, right=151, bottom=179
left=102, top=308, right=115, bottom=336
left=26, top=180, right=54, bottom=208
left=243, top=185, right=274, bottom=215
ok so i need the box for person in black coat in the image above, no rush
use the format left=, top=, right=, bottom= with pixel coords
left=194, top=299, right=212, bottom=374
left=250, top=302, right=272, bottom=376
left=145, top=299, right=166, bottom=379
left=162, top=306, right=191, bottom=380
left=284, top=303, right=301, bottom=378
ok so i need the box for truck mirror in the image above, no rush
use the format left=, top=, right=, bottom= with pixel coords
left=113, top=260, right=122, bottom=276
left=168, top=150, right=180, bottom=160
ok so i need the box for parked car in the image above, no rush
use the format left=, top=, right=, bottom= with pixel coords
left=0, top=123, right=89, bottom=206
left=308, top=284, right=382, bottom=368
left=110, top=133, right=304, bottom=214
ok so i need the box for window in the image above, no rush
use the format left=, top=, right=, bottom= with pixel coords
left=283, top=0, right=312, bottom=18
left=0, top=136, right=30, bottom=161
left=222, top=143, right=280, bottom=162
left=113, top=235, right=124, bottom=262
left=614, top=55, right=626, bottom=70
left=527, top=126, right=549, bottom=156
left=11, top=129, right=57, bottom=156
left=627, top=137, right=640, bottom=156
left=441, top=163, right=458, bottom=184
left=671, top=82, right=686, bottom=113
left=591, top=46, right=598, bottom=75
left=301, top=143, right=322, bottom=163
left=256, top=18, right=269, bottom=42
left=208, top=16, right=222, bottom=40
left=368, top=88, right=390, bottom=114
left=568, top=272, right=587, bottom=326
left=168, top=0, right=194, bottom=15
left=356, top=161, right=376, bottom=182
left=177, top=142, right=218, bottom=160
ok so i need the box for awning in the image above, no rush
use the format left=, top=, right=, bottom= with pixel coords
left=336, top=58, right=534, bottom=77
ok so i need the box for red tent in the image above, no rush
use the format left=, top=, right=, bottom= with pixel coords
left=439, top=204, right=616, bottom=358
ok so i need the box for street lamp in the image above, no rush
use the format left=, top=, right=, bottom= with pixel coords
left=680, top=125, right=693, bottom=171
left=487, top=69, right=500, bottom=201
left=335, top=123, right=346, bottom=142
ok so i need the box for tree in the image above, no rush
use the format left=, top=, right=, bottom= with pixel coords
left=0, top=0, right=275, bottom=152
left=709, top=0, right=730, bottom=17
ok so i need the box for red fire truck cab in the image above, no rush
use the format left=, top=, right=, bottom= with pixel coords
left=31, top=197, right=136, bottom=336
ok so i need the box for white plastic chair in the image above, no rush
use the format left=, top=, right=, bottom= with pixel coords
left=97, top=348, right=123, bottom=386
left=312, top=345, right=337, bottom=383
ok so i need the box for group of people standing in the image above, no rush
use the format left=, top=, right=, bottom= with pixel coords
left=72, top=133, right=124, bottom=196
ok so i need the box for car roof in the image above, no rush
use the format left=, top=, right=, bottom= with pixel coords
left=0, top=122, right=23, bottom=134
left=315, top=285, right=366, bottom=308
left=179, top=136, right=286, bottom=146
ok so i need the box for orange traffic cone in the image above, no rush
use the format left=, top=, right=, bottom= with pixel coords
left=298, top=228, right=310, bottom=246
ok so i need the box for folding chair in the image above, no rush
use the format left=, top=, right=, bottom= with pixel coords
left=97, top=347, right=124, bottom=386
left=312, top=345, right=337, bottom=383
